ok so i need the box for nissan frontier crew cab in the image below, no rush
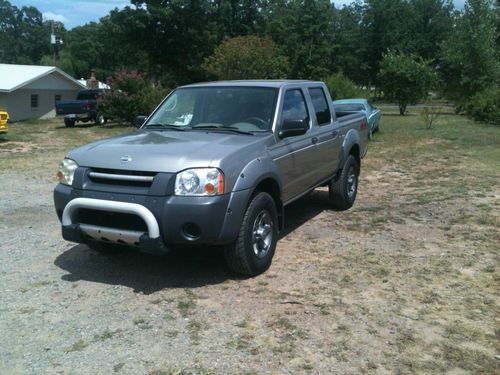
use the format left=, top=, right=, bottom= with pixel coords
left=54, top=80, right=368, bottom=276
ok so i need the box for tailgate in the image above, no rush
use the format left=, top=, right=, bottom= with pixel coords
left=56, top=100, right=89, bottom=115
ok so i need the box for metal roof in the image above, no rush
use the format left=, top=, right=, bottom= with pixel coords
left=0, top=63, right=86, bottom=93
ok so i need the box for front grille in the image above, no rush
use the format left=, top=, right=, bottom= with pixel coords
left=88, top=168, right=157, bottom=187
left=76, top=208, right=148, bottom=232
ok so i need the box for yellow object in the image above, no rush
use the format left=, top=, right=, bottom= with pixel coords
left=0, top=110, right=9, bottom=134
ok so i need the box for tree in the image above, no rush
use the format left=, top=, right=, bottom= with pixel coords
left=333, top=2, right=370, bottom=85
left=0, top=0, right=53, bottom=64
left=440, top=0, right=500, bottom=107
left=264, top=0, right=335, bottom=79
left=377, top=52, right=438, bottom=115
left=406, top=0, right=455, bottom=60
left=203, top=35, right=288, bottom=80
left=362, top=0, right=415, bottom=85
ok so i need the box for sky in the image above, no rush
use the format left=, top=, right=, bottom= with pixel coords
left=11, top=0, right=467, bottom=30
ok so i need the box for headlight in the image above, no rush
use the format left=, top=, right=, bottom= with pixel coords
left=56, top=158, right=78, bottom=185
left=175, top=168, right=224, bottom=196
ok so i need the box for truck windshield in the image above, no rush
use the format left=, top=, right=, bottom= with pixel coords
left=146, top=86, right=278, bottom=133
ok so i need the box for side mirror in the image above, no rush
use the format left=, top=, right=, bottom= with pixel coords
left=135, top=115, right=147, bottom=128
left=278, top=119, right=308, bottom=138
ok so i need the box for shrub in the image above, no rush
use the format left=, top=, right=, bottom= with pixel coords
left=100, top=70, right=169, bottom=125
left=324, top=73, right=365, bottom=100
left=466, top=86, right=500, bottom=125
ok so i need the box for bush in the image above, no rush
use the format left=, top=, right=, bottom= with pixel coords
left=100, top=70, right=169, bottom=125
left=466, top=86, right=500, bottom=125
left=324, top=73, right=365, bottom=100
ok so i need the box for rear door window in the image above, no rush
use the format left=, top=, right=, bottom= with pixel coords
left=281, top=89, right=309, bottom=125
left=308, top=88, right=331, bottom=125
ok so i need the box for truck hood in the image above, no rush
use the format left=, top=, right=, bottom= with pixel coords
left=67, top=130, right=270, bottom=173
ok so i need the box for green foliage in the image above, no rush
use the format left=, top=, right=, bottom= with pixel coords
left=465, top=86, right=500, bottom=125
left=378, top=52, right=438, bottom=115
left=0, top=0, right=56, bottom=64
left=440, top=0, right=500, bottom=106
left=100, top=70, right=169, bottom=125
left=324, top=73, right=365, bottom=100
left=203, top=35, right=289, bottom=80
left=265, top=0, right=335, bottom=79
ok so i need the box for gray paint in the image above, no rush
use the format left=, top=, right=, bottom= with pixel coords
left=67, top=81, right=368, bottom=202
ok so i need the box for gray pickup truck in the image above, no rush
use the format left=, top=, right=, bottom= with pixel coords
left=54, top=80, right=368, bottom=276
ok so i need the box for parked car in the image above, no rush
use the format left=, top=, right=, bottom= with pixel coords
left=333, top=99, right=381, bottom=139
left=54, top=80, right=369, bottom=276
left=0, top=109, right=9, bottom=134
left=55, top=89, right=107, bottom=127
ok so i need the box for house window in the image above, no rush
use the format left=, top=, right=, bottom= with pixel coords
left=55, top=94, right=62, bottom=103
left=31, top=94, right=39, bottom=109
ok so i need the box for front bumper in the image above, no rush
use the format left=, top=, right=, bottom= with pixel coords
left=54, top=183, right=249, bottom=254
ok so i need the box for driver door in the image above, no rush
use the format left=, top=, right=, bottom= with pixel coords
left=269, top=88, right=319, bottom=203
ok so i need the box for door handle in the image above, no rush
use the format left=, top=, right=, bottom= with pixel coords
left=332, top=130, right=338, bottom=138
left=311, top=137, right=318, bottom=144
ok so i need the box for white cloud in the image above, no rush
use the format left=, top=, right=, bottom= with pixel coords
left=42, top=11, right=69, bottom=24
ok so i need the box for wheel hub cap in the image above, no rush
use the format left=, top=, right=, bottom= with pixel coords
left=252, top=210, right=273, bottom=259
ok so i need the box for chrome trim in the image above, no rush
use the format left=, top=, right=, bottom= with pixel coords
left=88, top=171, right=154, bottom=182
left=62, top=197, right=160, bottom=239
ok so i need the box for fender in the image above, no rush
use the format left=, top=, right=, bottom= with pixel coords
left=339, top=128, right=361, bottom=166
left=232, top=157, right=283, bottom=194
left=217, top=157, right=283, bottom=243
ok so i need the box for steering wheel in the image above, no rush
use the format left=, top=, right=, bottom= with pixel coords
left=243, top=117, right=269, bottom=130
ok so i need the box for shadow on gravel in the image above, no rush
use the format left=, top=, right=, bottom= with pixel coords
left=54, top=245, right=231, bottom=294
left=280, top=189, right=330, bottom=238
left=53, top=190, right=331, bottom=294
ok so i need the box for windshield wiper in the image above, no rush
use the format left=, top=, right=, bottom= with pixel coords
left=192, top=124, right=254, bottom=135
left=144, top=123, right=187, bottom=131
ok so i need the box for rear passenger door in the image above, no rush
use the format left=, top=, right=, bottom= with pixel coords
left=270, top=88, right=318, bottom=203
left=308, top=87, right=341, bottom=179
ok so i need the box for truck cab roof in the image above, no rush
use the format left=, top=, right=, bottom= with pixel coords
left=181, top=80, right=327, bottom=89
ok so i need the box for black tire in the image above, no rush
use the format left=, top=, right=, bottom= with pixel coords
left=95, top=113, right=105, bottom=126
left=224, top=192, right=278, bottom=276
left=368, top=126, right=373, bottom=140
left=329, top=154, right=359, bottom=210
left=64, top=118, right=75, bottom=128
left=87, top=241, right=128, bottom=254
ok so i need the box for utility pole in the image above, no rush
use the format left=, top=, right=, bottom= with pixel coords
left=50, top=21, right=63, bottom=64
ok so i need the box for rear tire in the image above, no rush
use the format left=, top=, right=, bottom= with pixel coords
left=95, top=113, right=105, bottom=126
left=64, top=118, right=76, bottom=128
left=87, top=241, right=128, bottom=254
left=224, top=192, right=278, bottom=276
left=329, top=154, right=359, bottom=210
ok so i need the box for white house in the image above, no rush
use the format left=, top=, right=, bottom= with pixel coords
left=0, top=64, right=86, bottom=122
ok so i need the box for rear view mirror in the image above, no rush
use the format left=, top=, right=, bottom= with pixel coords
left=135, top=115, right=147, bottom=128
left=279, top=119, right=308, bottom=138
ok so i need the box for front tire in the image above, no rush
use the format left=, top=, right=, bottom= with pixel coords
left=224, top=192, right=278, bottom=276
left=329, top=154, right=359, bottom=210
